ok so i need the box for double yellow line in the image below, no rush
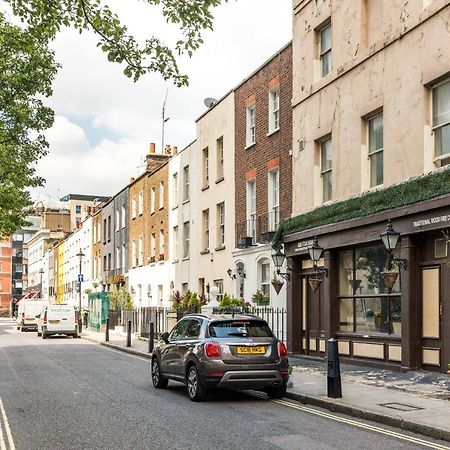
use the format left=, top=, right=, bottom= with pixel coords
left=0, top=397, right=15, bottom=450
left=271, top=397, right=450, bottom=450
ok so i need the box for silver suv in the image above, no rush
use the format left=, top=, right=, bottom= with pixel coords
left=151, top=313, right=289, bottom=401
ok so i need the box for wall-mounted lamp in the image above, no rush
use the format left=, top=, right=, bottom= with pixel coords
left=271, top=245, right=291, bottom=280
left=380, top=220, right=406, bottom=290
left=307, top=237, right=328, bottom=292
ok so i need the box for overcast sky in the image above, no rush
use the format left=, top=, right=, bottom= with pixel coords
left=31, top=0, right=292, bottom=203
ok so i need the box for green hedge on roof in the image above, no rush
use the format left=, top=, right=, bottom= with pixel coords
left=272, top=168, right=450, bottom=249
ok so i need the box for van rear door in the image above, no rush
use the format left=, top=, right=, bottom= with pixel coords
left=47, top=306, right=76, bottom=332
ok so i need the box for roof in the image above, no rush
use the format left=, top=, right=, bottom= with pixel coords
left=60, top=194, right=110, bottom=202
left=184, top=313, right=262, bottom=321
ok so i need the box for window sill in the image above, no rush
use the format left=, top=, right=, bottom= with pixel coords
left=200, top=249, right=210, bottom=255
left=266, top=128, right=280, bottom=137
left=215, top=177, right=224, bottom=184
left=182, top=199, right=190, bottom=205
left=172, top=205, right=178, bottom=210
left=215, top=245, right=226, bottom=252
left=159, top=207, right=164, bottom=211
left=150, top=211, right=155, bottom=215
left=182, top=257, right=190, bottom=261
left=172, top=259, right=179, bottom=264
left=244, top=142, right=256, bottom=150
left=336, top=332, right=401, bottom=341
left=201, top=185, right=210, bottom=192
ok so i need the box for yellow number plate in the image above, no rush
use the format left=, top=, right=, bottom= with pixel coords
left=236, top=346, right=265, bottom=355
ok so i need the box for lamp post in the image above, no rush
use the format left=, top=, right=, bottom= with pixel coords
left=39, top=267, right=44, bottom=298
left=76, top=249, right=85, bottom=333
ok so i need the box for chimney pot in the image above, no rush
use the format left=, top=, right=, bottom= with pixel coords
left=165, top=144, right=171, bottom=154
left=150, top=143, right=156, bottom=154
left=130, top=177, right=135, bottom=183
left=173, top=146, right=178, bottom=155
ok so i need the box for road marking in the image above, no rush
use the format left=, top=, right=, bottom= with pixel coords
left=262, top=395, right=449, bottom=450
left=0, top=397, right=15, bottom=450
left=97, top=343, right=150, bottom=363
left=0, top=414, right=6, bottom=450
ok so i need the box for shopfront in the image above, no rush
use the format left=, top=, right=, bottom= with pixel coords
left=284, top=195, right=450, bottom=373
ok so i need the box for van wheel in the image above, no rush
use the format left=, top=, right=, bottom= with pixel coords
left=37, top=330, right=42, bottom=337
left=73, top=332, right=78, bottom=339
left=42, top=330, right=47, bottom=339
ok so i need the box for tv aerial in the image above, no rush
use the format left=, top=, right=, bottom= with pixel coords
left=204, top=98, right=218, bottom=108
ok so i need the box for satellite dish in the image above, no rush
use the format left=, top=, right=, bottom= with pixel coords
left=204, top=97, right=218, bottom=108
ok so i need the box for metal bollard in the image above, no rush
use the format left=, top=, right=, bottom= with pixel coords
left=148, top=321, right=154, bottom=353
left=327, top=338, right=342, bottom=398
left=126, top=320, right=132, bottom=347
left=105, top=317, right=109, bottom=342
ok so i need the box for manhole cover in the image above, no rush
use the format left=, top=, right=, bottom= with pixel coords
left=379, top=402, right=424, bottom=412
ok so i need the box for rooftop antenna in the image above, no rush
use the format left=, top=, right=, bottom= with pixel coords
left=204, top=97, right=218, bottom=108
left=161, top=88, right=170, bottom=153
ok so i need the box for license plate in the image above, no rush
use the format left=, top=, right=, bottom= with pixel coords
left=236, top=346, right=265, bottom=355
left=49, top=320, right=60, bottom=324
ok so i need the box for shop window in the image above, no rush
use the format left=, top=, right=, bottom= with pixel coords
left=338, top=244, right=401, bottom=335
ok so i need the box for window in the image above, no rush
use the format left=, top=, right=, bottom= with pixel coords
left=150, top=187, right=156, bottom=214
left=159, top=181, right=164, bottom=209
left=107, top=215, right=111, bottom=240
left=116, top=247, right=120, bottom=269
left=121, top=244, right=126, bottom=270
left=12, top=234, right=23, bottom=242
left=158, top=285, right=163, bottom=307
left=432, top=79, right=450, bottom=167
left=216, top=137, right=224, bottom=180
left=217, top=202, right=225, bottom=248
left=115, top=209, right=120, bottom=231
left=183, top=221, right=190, bottom=258
left=319, top=22, right=332, bottom=77
left=202, top=209, right=209, bottom=252
left=150, top=233, right=156, bottom=260
left=108, top=253, right=111, bottom=271
left=320, top=137, right=332, bottom=202
left=246, top=179, right=256, bottom=241
left=93, top=225, right=97, bottom=243
left=368, top=113, right=384, bottom=187
left=131, top=240, right=137, bottom=267
left=173, top=226, right=179, bottom=260
left=132, top=197, right=137, bottom=219
left=75, top=205, right=81, bottom=214
left=202, top=147, right=209, bottom=188
left=103, top=219, right=107, bottom=243
left=138, top=236, right=143, bottom=266
left=138, top=191, right=144, bottom=215
left=183, top=166, right=190, bottom=201
left=13, top=264, right=23, bottom=273
left=172, top=173, right=178, bottom=206
left=338, top=245, right=401, bottom=335
left=159, top=229, right=165, bottom=259
left=97, top=223, right=101, bottom=242
left=214, top=279, right=224, bottom=302
left=269, top=88, right=280, bottom=133
left=268, top=169, right=280, bottom=231
left=246, top=104, right=256, bottom=146
left=260, top=260, right=271, bottom=301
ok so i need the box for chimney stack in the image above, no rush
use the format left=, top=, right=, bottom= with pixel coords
left=165, top=144, right=171, bottom=154
left=149, top=143, right=156, bottom=154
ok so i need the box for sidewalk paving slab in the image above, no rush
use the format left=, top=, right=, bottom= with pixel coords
left=80, top=328, right=450, bottom=443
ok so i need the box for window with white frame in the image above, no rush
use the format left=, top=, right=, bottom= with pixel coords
left=202, top=147, right=209, bottom=188
left=116, top=247, right=120, bottom=269
left=319, top=22, right=332, bottom=77
left=214, top=279, right=224, bottom=302
left=159, top=229, right=165, bottom=259
left=131, top=240, right=137, bottom=267
left=159, top=181, right=164, bottom=209
left=132, top=197, right=137, bottom=219
left=93, top=224, right=97, bottom=243
left=138, top=236, right=143, bottom=266
left=121, top=244, right=126, bottom=270
left=173, top=226, right=179, bottom=260
left=246, top=179, right=256, bottom=241
left=150, top=187, right=156, bottom=214
left=183, top=221, right=190, bottom=258
left=269, top=88, right=280, bottom=133
left=216, top=137, right=224, bottom=180
left=432, top=79, right=450, bottom=167
left=183, top=166, right=190, bottom=201
left=320, top=137, right=332, bottom=202
left=217, top=202, right=225, bottom=248
left=150, top=233, right=156, bottom=260
left=172, top=173, right=178, bottom=206
left=268, top=169, right=280, bottom=231
left=115, top=209, right=120, bottom=231
left=121, top=205, right=126, bottom=229
left=246, top=103, right=256, bottom=146
left=202, top=209, right=209, bottom=252
left=260, top=259, right=271, bottom=301
left=368, top=113, right=384, bottom=187
left=138, top=191, right=144, bottom=215
left=97, top=222, right=101, bottom=242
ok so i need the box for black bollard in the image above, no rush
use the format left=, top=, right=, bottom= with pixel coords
left=327, top=338, right=342, bottom=398
left=148, top=321, right=154, bottom=353
left=105, top=317, right=110, bottom=342
left=126, top=320, right=132, bottom=347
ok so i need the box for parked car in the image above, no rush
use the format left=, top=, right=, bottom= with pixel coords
left=151, top=313, right=289, bottom=401
left=36, top=304, right=79, bottom=339
left=16, top=300, right=48, bottom=332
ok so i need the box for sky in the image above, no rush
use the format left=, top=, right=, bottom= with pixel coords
left=30, top=0, right=292, bottom=203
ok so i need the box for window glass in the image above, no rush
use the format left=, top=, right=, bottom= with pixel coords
left=209, top=320, right=273, bottom=338
left=184, top=319, right=202, bottom=339
left=320, top=23, right=332, bottom=77
left=169, top=319, right=191, bottom=341
left=320, top=138, right=332, bottom=202
left=368, top=114, right=384, bottom=186
left=339, top=298, right=353, bottom=333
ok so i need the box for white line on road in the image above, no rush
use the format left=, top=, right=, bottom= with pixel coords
left=0, top=413, right=6, bottom=450
left=0, top=397, right=15, bottom=450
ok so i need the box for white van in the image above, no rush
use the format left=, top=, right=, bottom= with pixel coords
left=37, top=304, right=79, bottom=339
left=16, top=300, right=48, bottom=331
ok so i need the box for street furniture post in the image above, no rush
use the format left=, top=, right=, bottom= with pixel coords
left=148, top=321, right=154, bottom=353
left=126, top=320, right=132, bottom=347
left=327, top=338, right=342, bottom=398
left=105, top=317, right=109, bottom=342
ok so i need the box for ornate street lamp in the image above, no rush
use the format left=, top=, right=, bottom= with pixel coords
left=39, top=267, right=44, bottom=298
left=379, top=220, right=405, bottom=290
left=271, top=245, right=290, bottom=280
left=76, top=249, right=85, bottom=333
left=307, top=236, right=328, bottom=292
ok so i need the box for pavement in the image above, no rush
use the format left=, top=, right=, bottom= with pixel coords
left=80, top=326, right=450, bottom=443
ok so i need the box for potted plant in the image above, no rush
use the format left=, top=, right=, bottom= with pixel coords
left=271, top=272, right=284, bottom=295
left=252, top=290, right=270, bottom=307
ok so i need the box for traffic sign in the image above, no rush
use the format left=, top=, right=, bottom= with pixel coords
left=78, top=274, right=84, bottom=283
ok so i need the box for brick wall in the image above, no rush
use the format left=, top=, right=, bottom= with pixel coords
left=234, top=43, right=292, bottom=244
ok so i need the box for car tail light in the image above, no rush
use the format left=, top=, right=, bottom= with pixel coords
left=43, top=315, right=47, bottom=324
left=205, top=342, right=221, bottom=358
left=278, top=341, right=287, bottom=358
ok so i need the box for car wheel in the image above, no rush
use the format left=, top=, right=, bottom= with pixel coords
left=151, top=358, right=168, bottom=389
left=20, top=322, right=25, bottom=332
left=37, top=330, right=42, bottom=337
left=265, top=382, right=287, bottom=400
left=73, top=332, right=78, bottom=339
left=186, top=365, right=206, bottom=402
left=42, top=329, right=47, bottom=339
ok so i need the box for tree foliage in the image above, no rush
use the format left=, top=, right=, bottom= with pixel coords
left=0, top=13, right=58, bottom=236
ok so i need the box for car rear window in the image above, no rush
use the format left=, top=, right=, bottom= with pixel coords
left=209, top=320, right=273, bottom=338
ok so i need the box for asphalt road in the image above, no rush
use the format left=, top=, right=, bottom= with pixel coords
left=0, top=318, right=448, bottom=450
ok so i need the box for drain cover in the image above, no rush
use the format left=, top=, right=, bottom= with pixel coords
left=379, top=402, right=424, bottom=412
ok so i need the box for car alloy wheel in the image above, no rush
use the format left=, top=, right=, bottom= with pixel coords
left=151, top=358, right=168, bottom=389
left=187, top=368, right=198, bottom=399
